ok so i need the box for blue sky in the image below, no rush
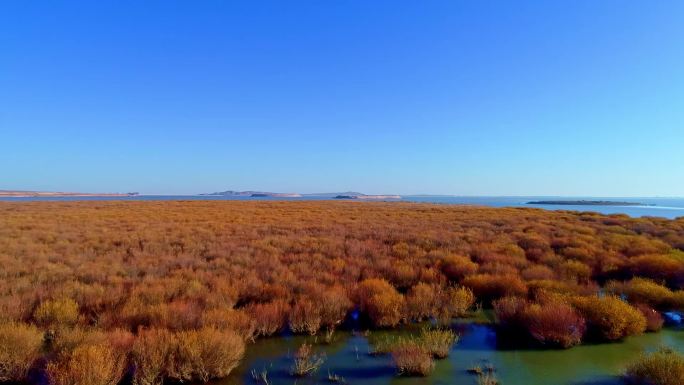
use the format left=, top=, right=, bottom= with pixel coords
left=1, top=1, right=683, bottom=196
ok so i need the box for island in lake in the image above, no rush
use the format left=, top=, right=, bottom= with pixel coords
left=527, top=200, right=650, bottom=206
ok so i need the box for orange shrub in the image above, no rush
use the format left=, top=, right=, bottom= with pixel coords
left=559, top=260, right=592, bottom=283
left=204, top=280, right=238, bottom=309
left=605, top=278, right=673, bottom=309
left=494, top=296, right=586, bottom=348
left=367, top=289, right=405, bottom=328
left=405, top=283, right=440, bottom=321
left=437, top=286, right=475, bottom=322
left=406, top=284, right=474, bottom=323
left=440, top=255, right=478, bottom=281
left=49, top=328, right=118, bottom=353
left=132, top=328, right=176, bottom=385
left=527, top=279, right=598, bottom=298
left=671, top=291, right=684, bottom=310
left=357, top=279, right=405, bottom=327
left=524, top=301, right=585, bottom=348
left=47, top=343, right=127, bottom=385
left=629, top=254, right=684, bottom=288
left=167, top=327, right=244, bottom=383
left=0, top=295, right=33, bottom=323
left=0, top=322, right=44, bottom=382
left=516, top=237, right=552, bottom=262
left=522, top=264, right=555, bottom=281
left=625, top=347, right=684, bottom=385
left=390, top=340, right=434, bottom=376
left=162, top=301, right=203, bottom=330
left=462, top=274, right=527, bottom=303
left=247, top=300, right=290, bottom=337
left=356, top=278, right=393, bottom=307
left=107, top=328, right=135, bottom=353
left=419, top=328, right=458, bottom=359
left=634, top=304, right=664, bottom=332
left=572, top=295, right=647, bottom=340
left=387, top=262, right=419, bottom=290
left=289, top=298, right=322, bottom=335
left=316, top=286, right=351, bottom=329
left=34, top=298, right=79, bottom=327
left=119, top=299, right=201, bottom=331
left=202, top=308, right=256, bottom=341
left=493, top=296, right=527, bottom=329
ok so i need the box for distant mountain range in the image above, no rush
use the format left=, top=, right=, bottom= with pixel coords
left=200, top=190, right=401, bottom=199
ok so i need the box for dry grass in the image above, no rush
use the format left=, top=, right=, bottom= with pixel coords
left=390, top=340, right=435, bottom=376
left=419, top=328, right=458, bottom=359
left=477, top=372, right=501, bottom=385
left=291, top=343, right=325, bottom=377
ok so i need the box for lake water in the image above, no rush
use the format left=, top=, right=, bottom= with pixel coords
left=2, top=195, right=684, bottom=219
left=218, top=321, right=684, bottom=385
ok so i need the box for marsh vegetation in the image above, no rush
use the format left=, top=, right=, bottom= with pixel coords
left=0, top=201, right=683, bottom=383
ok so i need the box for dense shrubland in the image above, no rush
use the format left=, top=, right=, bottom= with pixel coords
left=0, top=201, right=683, bottom=382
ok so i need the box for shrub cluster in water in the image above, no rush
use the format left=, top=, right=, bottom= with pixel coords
left=625, top=347, right=684, bottom=385
left=0, top=201, right=683, bottom=382
left=371, top=328, right=458, bottom=376
left=494, top=292, right=655, bottom=348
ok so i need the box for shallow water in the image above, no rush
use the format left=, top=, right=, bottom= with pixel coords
left=216, top=323, right=684, bottom=385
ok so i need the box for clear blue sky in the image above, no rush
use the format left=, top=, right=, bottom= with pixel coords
left=1, top=1, right=683, bottom=196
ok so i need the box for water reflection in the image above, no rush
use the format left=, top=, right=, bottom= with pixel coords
left=215, top=323, right=683, bottom=385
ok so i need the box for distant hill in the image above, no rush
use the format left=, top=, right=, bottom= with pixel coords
left=200, top=190, right=303, bottom=198
left=201, top=190, right=401, bottom=199
left=333, top=194, right=402, bottom=200
left=301, top=192, right=364, bottom=197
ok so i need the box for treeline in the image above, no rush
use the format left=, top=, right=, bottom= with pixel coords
left=0, top=201, right=684, bottom=383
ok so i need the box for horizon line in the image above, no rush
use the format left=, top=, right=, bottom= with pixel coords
left=2, top=189, right=683, bottom=200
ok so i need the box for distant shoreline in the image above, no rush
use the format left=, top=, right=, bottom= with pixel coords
left=334, top=194, right=402, bottom=200
left=0, top=190, right=138, bottom=198
left=527, top=200, right=649, bottom=206
left=201, top=190, right=401, bottom=199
